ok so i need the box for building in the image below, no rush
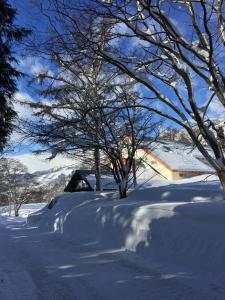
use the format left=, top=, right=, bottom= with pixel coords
left=64, top=170, right=116, bottom=192
left=136, top=140, right=215, bottom=180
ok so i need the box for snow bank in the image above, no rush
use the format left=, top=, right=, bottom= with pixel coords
left=28, top=181, right=225, bottom=272
left=0, top=203, right=46, bottom=218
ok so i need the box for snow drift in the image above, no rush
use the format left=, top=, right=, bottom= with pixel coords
left=28, top=179, right=225, bottom=273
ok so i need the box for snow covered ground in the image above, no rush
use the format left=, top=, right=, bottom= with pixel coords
left=0, top=178, right=225, bottom=299
left=0, top=203, right=46, bottom=217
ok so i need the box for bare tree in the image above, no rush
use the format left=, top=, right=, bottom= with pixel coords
left=0, top=158, right=37, bottom=216
left=60, top=0, right=225, bottom=190
left=24, top=81, right=160, bottom=198
left=28, top=0, right=225, bottom=192
left=24, top=17, right=121, bottom=191
left=21, top=13, right=161, bottom=198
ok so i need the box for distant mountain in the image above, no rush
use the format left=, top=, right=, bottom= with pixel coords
left=9, top=153, right=80, bottom=173
left=161, top=117, right=225, bottom=146
left=7, top=153, right=83, bottom=202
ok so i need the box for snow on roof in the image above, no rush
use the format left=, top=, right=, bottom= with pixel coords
left=147, top=140, right=214, bottom=173
left=86, top=174, right=117, bottom=190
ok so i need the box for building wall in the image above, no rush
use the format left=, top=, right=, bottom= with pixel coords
left=135, top=149, right=174, bottom=180
left=172, top=171, right=210, bottom=180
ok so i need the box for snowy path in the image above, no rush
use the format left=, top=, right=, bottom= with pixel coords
left=0, top=215, right=223, bottom=300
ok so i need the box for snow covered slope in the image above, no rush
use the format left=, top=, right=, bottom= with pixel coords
left=8, top=153, right=78, bottom=173
left=29, top=179, right=225, bottom=273
left=7, top=153, right=83, bottom=191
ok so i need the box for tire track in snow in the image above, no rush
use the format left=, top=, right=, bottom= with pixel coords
left=0, top=220, right=103, bottom=300
left=0, top=216, right=224, bottom=300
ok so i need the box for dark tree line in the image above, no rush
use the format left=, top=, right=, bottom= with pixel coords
left=0, top=0, right=30, bottom=151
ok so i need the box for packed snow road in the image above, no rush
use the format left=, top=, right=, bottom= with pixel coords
left=0, top=213, right=223, bottom=300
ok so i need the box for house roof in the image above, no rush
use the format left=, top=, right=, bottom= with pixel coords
left=145, top=140, right=215, bottom=173
left=65, top=170, right=117, bottom=192
left=86, top=174, right=117, bottom=190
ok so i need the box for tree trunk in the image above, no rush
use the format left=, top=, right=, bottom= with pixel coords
left=8, top=199, right=12, bottom=216
left=218, top=170, right=225, bottom=193
left=118, top=174, right=128, bottom=199
left=15, top=207, right=19, bottom=217
left=119, top=185, right=127, bottom=199
left=132, top=159, right=137, bottom=188
left=94, top=147, right=102, bottom=191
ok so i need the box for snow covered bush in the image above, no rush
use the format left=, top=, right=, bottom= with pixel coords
left=0, top=158, right=38, bottom=216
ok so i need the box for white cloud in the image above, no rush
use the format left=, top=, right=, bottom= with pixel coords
left=19, top=56, right=53, bottom=76
left=208, top=99, right=225, bottom=120
left=13, top=91, right=34, bottom=120
left=8, top=130, right=25, bottom=146
left=5, top=91, right=36, bottom=148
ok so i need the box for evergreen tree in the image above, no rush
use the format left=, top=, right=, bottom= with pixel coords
left=0, top=0, right=30, bottom=151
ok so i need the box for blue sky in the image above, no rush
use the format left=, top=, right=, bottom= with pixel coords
left=6, top=1, right=52, bottom=154
left=10, top=1, right=42, bottom=28
left=7, top=0, right=225, bottom=155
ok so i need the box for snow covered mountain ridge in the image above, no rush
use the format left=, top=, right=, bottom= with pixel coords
left=4, top=153, right=82, bottom=202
